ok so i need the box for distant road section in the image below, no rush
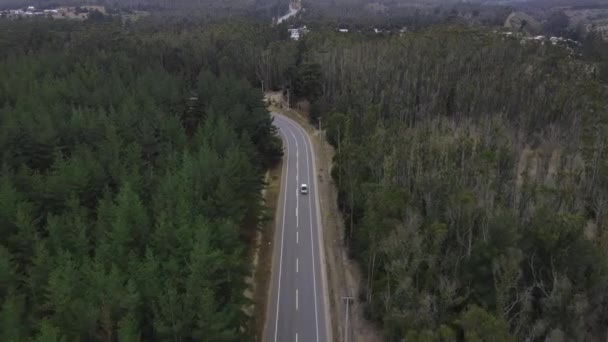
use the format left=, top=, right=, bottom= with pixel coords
left=264, top=113, right=331, bottom=342
left=277, top=0, right=300, bottom=24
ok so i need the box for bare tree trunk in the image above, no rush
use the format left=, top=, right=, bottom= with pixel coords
left=367, top=243, right=376, bottom=304
left=350, top=182, right=354, bottom=240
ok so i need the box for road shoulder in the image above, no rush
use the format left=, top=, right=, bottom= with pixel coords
left=252, top=158, right=283, bottom=340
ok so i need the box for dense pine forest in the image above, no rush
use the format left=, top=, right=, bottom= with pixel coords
left=299, top=27, right=608, bottom=340
left=0, top=18, right=282, bottom=340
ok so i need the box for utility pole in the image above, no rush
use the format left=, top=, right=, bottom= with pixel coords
left=342, top=296, right=353, bottom=342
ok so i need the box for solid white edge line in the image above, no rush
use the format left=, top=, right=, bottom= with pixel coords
left=272, top=125, right=290, bottom=342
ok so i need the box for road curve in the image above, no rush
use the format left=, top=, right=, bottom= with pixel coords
left=277, top=5, right=298, bottom=24
left=264, top=113, right=331, bottom=342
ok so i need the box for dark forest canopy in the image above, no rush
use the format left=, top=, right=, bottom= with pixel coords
left=298, top=26, right=608, bottom=340
left=0, top=18, right=282, bottom=340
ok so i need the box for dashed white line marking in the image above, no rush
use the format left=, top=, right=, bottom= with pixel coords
left=296, top=258, right=299, bottom=273
left=273, top=129, right=290, bottom=342
left=296, top=289, right=299, bottom=311
left=296, top=333, right=298, bottom=342
left=296, top=231, right=299, bottom=244
left=292, top=130, right=299, bottom=229
left=299, top=121, right=321, bottom=342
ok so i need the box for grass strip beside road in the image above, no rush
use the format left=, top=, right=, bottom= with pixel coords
left=252, top=159, right=283, bottom=340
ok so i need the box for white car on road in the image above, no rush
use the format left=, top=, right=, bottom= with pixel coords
left=300, top=184, right=308, bottom=194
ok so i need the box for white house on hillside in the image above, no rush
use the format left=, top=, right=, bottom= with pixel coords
left=288, top=26, right=309, bottom=41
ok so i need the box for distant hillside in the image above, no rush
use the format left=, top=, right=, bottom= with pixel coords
left=0, top=0, right=288, bottom=12
left=298, top=0, right=512, bottom=27
left=494, top=0, right=608, bottom=41
left=304, top=0, right=461, bottom=7
left=504, top=11, right=542, bottom=34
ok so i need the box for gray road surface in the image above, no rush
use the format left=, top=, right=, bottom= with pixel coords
left=264, top=113, right=331, bottom=342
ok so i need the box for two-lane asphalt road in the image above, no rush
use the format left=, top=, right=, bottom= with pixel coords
left=264, top=113, right=331, bottom=342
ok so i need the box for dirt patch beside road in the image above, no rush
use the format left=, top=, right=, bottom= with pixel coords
left=269, top=104, right=382, bottom=342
